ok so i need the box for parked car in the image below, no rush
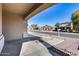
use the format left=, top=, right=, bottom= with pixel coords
left=60, top=29, right=67, bottom=32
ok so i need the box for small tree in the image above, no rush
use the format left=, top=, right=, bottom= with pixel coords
left=55, top=23, right=60, bottom=31
left=55, top=23, right=60, bottom=28
left=71, top=9, right=79, bottom=32
left=31, top=24, right=39, bottom=30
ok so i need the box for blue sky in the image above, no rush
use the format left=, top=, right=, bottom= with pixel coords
left=27, top=3, right=79, bottom=26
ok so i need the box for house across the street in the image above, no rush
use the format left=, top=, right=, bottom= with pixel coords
left=55, top=22, right=73, bottom=32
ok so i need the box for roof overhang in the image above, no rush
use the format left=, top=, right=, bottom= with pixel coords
left=24, top=3, right=55, bottom=21
left=2, top=3, right=56, bottom=21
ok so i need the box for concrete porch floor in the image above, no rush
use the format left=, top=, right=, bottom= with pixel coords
left=0, top=35, right=70, bottom=56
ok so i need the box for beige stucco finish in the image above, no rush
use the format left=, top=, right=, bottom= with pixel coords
left=2, top=3, right=54, bottom=40
left=2, top=12, right=27, bottom=40
left=3, top=3, right=35, bottom=15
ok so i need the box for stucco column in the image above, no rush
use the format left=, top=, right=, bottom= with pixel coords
left=2, top=12, right=27, bottom=40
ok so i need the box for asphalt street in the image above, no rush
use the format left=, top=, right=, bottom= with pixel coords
left=30, top=31, right=79, bottom=39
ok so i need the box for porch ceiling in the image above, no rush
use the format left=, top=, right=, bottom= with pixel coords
left=2, top=3, right=55, bottom=20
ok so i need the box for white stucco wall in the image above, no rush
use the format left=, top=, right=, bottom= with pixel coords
left=0, top=35, right=4, bottom=53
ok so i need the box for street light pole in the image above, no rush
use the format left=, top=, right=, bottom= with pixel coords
left=58, top=29, right=61, bottom=37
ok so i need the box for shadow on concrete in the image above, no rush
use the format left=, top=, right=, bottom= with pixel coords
left=0, top=35, right=69, bottom=56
